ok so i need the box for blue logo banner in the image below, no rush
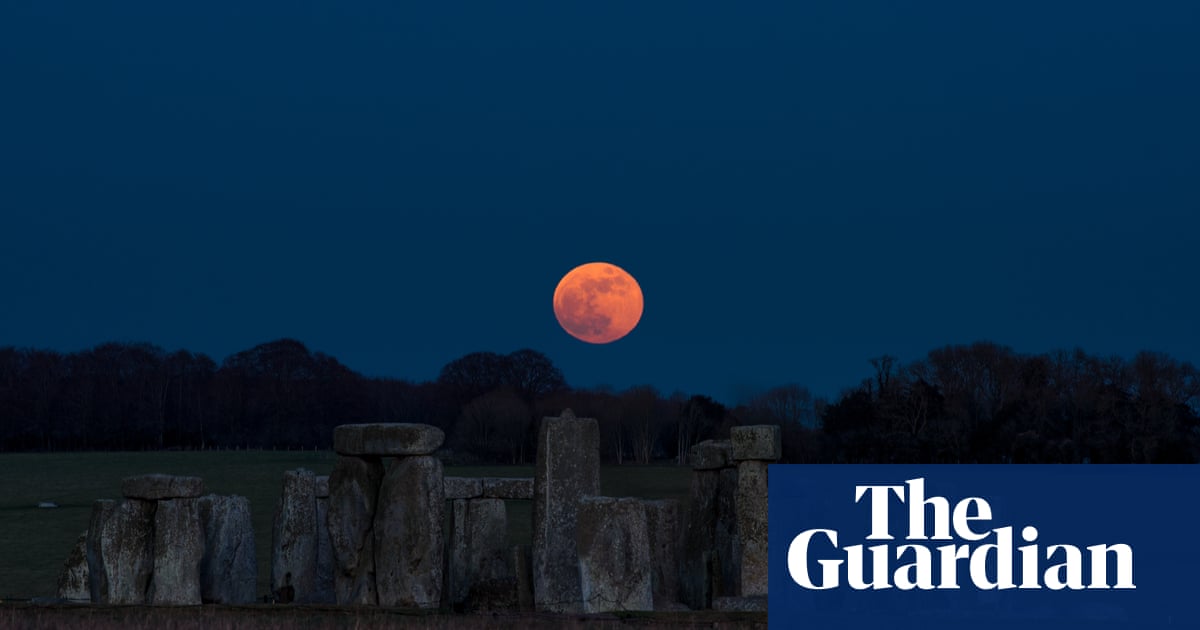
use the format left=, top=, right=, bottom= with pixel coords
left=768, top=465, right=1200, bottom=629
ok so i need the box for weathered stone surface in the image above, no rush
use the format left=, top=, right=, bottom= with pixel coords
left=483, top=477, right=534, bottom=500
left=328, top=455, right=384, bottom=605
left=577, top=496, right=653, bottom=613
left=680, top=470, right=717, bottom=609
left=88, top=498, right=155, bottom=604
left=333, top=423, right=445, bottom=456
left=150, top=498, right=203, bottom=605
left=644, top=499, right=681, bottom=609
left=736, top=460, right=769, bottom=596
left=533, top=411, right=601, bottom=613
left=312, top=497, right=335, bottom=603
left=449, top=498, right=511, bottom=608
left=314, top=475, right=330, bottom=498
left=730, top=425, right=781, bottom=462
left=271, top=468, right=316, bottom=603
left=688, top=440, right=732, bottom=470
left=448, top=499, right=469, bottom=605
left=374, top=455, right=445, bottom=609
left=56, top=532, right=90, bottom=601
left=196, top=494, right=257, bottom=604
left=86, top=500, right=117, bottom=602
left=714, top=595, right=768, bottom=612
left=444, top=476, right=483, bottom=500
left=714, top=466, right=739, bottom=598
left=121, top=474, right=205, bottom=500
left=512, top=545, right=534, bottom=612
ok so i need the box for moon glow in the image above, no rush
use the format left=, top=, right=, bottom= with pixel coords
left=553, top=262, right=644, bottom=344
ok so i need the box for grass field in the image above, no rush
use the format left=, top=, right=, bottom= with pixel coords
left=0, top=451, right=692, bottom=600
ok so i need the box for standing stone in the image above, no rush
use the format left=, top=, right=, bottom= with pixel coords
left=89, top=498, right=156, bottom=604
left=374, top=455, right=445, bottom=609
left=150, top=498, right=203, bottom=605
left=680, top=470, right=718, bottom=609
left=688, top=440, right=732, bottom=470
left=327, top=455, right=384, bottom=605
left=56, top=531, right=90, bottom=601
left=86, top=500, right=117, bottom=602
left=532, top=410, right=600, bottom=613
left=197, top=494, right=257, bottom=604
left=736, top=460, right=769, bottom=596
left=271, top=469, right=317, bottom=603
left=512, top=545, right=534, bottom=612
left=448, top=498, right=510, bottom=608
left=714, top=466, right=739, bottom=597
left=314, top=496, right=335, bottom=603
left=315, top=476, right=330, bottom=498
left=334, top=423, right=445, bottom=456
left=577, top=497, right=653, bottom=613
left=644, top=499, right=681, bottom=608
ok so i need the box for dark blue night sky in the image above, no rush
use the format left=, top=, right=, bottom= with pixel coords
left=2, top=2, right=1197, bottom=402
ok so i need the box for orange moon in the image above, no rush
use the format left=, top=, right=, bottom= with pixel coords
left=553, top=262, right=644, bottom=344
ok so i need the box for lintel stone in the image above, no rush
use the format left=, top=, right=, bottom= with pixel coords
left=730, top=425, right=781, bottom=461
left=444, top=477, right=484, bottom=500
left=333, top=423, right=445, bottom=456
left=483, top=477, right=534, bottom=500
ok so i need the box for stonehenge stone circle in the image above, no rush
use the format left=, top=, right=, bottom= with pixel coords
left=71, top=420, right=782, bottom=615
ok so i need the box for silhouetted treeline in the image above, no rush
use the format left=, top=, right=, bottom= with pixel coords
left=0, top=339, right=1196, bottom=463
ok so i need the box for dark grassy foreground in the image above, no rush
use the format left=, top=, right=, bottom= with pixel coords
left=0, top=603, right=766, bottom=629
left=0, top=451, right=692, bottom=601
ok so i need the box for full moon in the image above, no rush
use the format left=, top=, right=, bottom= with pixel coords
left=553, top=262, right=644, bottom=344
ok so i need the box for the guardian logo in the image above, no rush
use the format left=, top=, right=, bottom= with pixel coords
left=787, top=478, right=1135, bottom=591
